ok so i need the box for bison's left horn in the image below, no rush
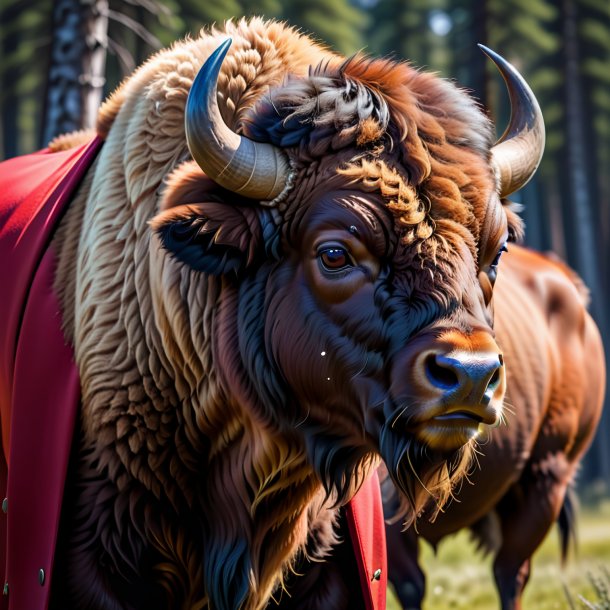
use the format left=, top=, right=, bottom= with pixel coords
left=185, top=38, right=290, bottom=201
left=480, top=45, right=545, bottom=198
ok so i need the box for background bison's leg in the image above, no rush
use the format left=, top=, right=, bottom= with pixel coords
left=492, top=471, right=569, bottom=610
left=386, top=522, right=425, bottom=610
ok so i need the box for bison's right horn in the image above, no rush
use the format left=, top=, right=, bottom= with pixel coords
left=480, top=45, right=545, bottom=198
left=185, top=38, right=290, bottom=201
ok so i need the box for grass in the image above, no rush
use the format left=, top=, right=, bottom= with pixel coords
left=386, top=500, right=610, bottom=610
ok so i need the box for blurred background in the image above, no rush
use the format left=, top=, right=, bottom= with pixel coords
left=1, top=0, right=609, bottom=607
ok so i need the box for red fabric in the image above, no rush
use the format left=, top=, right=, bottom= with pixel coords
left=6, top=247, right=81, bottom=610
left=345, top=471, right=388, bottom=610
left=0, top=139, right=102, bottom=610
left=0, top=139, right=102, bottom=460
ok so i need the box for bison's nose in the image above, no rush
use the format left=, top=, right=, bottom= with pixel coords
left=390, top=328, right=505, bottom=450
left=424, top=352, right=503, bottom=417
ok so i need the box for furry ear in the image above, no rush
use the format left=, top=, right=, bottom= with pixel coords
left=151, top=202, right=271, bottom=276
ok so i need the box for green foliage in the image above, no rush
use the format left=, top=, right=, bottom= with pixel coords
left=129, top=0, right=366, bottom=55
left=579, top=4, right=610, bottom=150
left=577, top=0, right=610, bottom=284
left=387, top=511, right=610, bottom=610
left=565, top=566, right=610, bottom=609
left=141, top=0, right=183, bottom=47
left=583, top=569, right=610, bottom=609
left=0, top=0, right=52, bottom=156
left=368, top=0, right=451, bottom=71
left=0, top=5, right=48, bottom=38
left=580, top=18, right=610, bottom=50
left=476, top=0, right=565, bottom=180
left=282, top=0, right=369, bottom=55
left=173, top=0, right=242, bottom=32
left=242, top=0, right=282, bottom=20
left=487, top=0, right=559, bottom=54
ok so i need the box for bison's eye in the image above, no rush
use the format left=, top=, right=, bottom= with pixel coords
left=319, top=247, right=353, bottom=272
left=490, top=242, right=508, bottom=270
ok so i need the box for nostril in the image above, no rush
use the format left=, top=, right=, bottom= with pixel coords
left=488, top=366, right=501, bottom=389
left=425, top=354, right=459, bottom=390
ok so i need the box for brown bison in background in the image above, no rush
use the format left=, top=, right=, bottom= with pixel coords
left=46, top=17, right=551, bottom=610
left=385, top=246, right=605, bottom=610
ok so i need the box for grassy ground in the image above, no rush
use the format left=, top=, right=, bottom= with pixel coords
left=386, top=501, right=610, bottom=610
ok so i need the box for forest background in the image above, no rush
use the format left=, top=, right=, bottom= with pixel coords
left=0, top=0, right=608, bottom=491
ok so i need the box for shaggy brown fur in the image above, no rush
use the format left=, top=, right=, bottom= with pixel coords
left=51, top=17, right=518, bottom=610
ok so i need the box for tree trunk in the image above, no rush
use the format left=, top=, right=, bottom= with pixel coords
left=544, top=170, right=567, bottom=259
left=561, top=0, right=609, bottom=482
left=41, top=0, right=108, bottom=146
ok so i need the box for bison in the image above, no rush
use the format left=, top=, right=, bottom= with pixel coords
left=385, top=247, right=605, bottom=610
left=0, top=17, right=551, bottom=610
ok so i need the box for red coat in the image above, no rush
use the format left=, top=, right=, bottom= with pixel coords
left=0, top=140, right=386, bottom=610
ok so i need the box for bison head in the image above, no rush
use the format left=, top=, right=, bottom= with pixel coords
left=151, top=39, right=543, bottom=521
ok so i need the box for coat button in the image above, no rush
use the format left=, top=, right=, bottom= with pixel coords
left=1, top=498, right=7, bottom=514
left=38, top=569, right=45, bottom=585
left=372, top=568, right=382, bottom=581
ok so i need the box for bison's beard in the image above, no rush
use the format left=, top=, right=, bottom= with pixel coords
left=379, top=424, right=475, bottom=527
left=303, top=428, right=380, bottom=507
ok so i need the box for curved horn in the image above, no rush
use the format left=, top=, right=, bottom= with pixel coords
left=185, top=38, right=290, bottom=201
left=479, top=45, right=545, bottom=198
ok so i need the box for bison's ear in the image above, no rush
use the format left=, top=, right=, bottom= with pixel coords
left=151, top=202, right=274, bottom=276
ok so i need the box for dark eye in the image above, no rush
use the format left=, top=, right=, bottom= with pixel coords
left=490, top=242, right=508, bottom=269
left=319, top=247, right=352, bottom=271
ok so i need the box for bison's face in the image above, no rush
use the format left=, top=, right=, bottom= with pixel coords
left=151, top=40, right=543, bottom=515
left=265, top=184, right=508, bottom=510
left=277, top=186, right=506, bottom=445
left=152, top=179, right=507, bottom=512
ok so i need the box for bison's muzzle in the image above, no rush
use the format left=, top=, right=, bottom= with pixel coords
left=389, top=328, right=505, bottom=452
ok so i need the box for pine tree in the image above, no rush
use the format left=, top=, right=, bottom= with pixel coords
left=0, top=0, right=53, bottom=157
left=444, top=0, right=489, bottom=103
left=241, top=0, right=282, bottom=20
left=177, top=0, right=243, bottom=29
left=282, top=0, right=369, bottom=55
left=579, top=0, right=610, bottom=251
left=368, top=0, right=452, bottom=72
left=573, top=0, right=610, bottom=482
left=479, top=0, right=561, bottom=254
